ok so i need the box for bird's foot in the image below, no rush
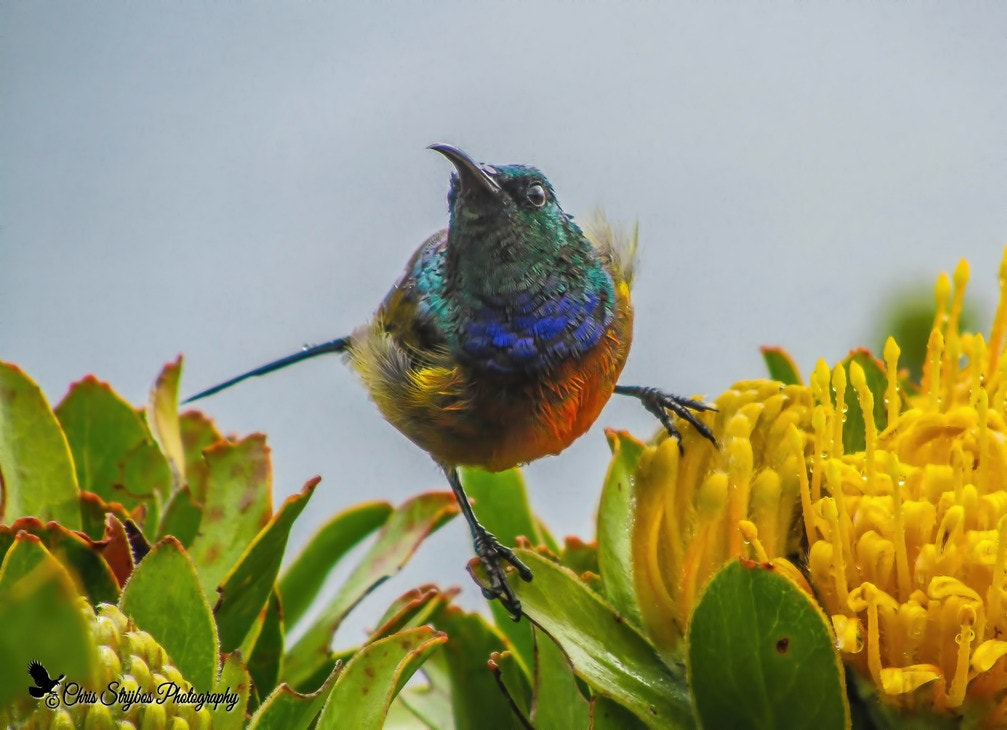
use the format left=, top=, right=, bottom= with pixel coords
left=468, top=527, right=533, bottom=621
left=614, top=384, right=719, bottom=452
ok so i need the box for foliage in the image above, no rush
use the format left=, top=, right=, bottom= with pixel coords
left=3, top=251, right=1006, bottom=728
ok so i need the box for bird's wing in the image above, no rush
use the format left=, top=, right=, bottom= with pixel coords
left=378, top=229, right=453, bottom=359
left=28, top=660, right=51, bottom=685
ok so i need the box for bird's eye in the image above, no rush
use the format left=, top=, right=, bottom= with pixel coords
left=526, top=183, right=547, bottom=207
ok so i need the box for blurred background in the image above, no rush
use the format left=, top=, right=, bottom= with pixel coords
left=3, top=3, right=1006, bottom=645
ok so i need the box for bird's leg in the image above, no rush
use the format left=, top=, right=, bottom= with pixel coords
left=614, top=385, right=719, bottom=452
left=444, top=466, right=533, bottom=620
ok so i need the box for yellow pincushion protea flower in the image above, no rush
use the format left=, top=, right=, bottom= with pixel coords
left=626, top=246, right=1007, bottom=723
left=806, top=251, right=1007, bottom=722
left=628, top=378, right=815, bottom=655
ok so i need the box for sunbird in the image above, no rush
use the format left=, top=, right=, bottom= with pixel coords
left=185, top=144, right=717, bottom=618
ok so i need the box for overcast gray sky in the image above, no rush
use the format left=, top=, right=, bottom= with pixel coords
left=3, top=3, right=1007, bottom=643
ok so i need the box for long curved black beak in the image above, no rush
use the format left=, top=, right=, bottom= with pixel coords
left=428, top=143, right=501, bottom=196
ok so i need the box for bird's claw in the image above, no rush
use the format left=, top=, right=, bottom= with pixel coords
left=470, top=529, right=533, bottom=621
left=615, top=385, right=719, bottom=451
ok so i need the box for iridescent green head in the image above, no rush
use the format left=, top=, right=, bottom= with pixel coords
left=429, top=144, right=585, bottom=267
left=427, top=144, right=615, bottom=375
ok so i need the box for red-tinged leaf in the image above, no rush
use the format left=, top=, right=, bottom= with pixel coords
left=119, top=536, right=219, bottom=692
left=431, top=605, right=532, bottom=727
left=315, top=627, right=447, bottom=730
left=55, top=375, right=171, bottom=525
left=0, top=516, right=119, bottom=605
left=282, top=492, right=457, bottom=689
left=368, top=585, right=458, bottom=643
left=213, top=651, right=252, bottom=730
left=761, top=346, right=804, bottom=385
left=278, top=500, right=393, bottom=629
left=157, top=484, right=202, bottom=546
left=179, top=409, right=225, bottom=504
left=96, top=514, right=135, bottom=587
left=0, top=533, right=97, bottom=711
left=216, top=477, right=319, bottom=652
left=247, top=661, right=342, bottom=730
left=147, top=356, right=187, bottom=490
left=79, top=489, right=135, bottom=541
left=187, top=434, right=272, bottom=602
left=0, top=361, right=81, bottom=529
left=562, top=536, right=600, bottom=578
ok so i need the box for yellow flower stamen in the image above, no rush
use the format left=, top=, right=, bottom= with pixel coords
left=725, top=413, right=755, bottom=558
left=822, top=496, right=849, bottom=609
left=921, top=271, right=951, bottom=397
left=986, top=247, right=1007, bottom=385
left=887, top=454, right=912, bottom=602
left=851, top=361, right=877, bottom=490
left=970, top=334, right=987, bottom=408
left=738, top=520, right=769, bottom=563
left=791, top=424, right=816, bottom=546
left=948, top=605, right=977, bottom=708
left=884, top=336, right=901, bottom=428
left=811, top=405, right=827, bottom=502
left=942, top=260, right=970, bottom=408
left=831, top=364, right=847, bottom=458
left=927, top=328, right=945, bottom=411
left=978, top=387, right=990, bottom=495
left=858, top=582, right=885, bottom=688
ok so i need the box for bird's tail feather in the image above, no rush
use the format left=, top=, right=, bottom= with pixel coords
left=583, top=211, right=638, bottom=287
left=183, top=336, right=351, bottom=403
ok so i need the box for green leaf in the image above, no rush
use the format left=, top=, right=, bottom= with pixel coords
left=687, top=560, right=848, bottom=730
left=119, top=536, right=219, bottom=692
left=283, top=492, right=457, bottom=689
left=431, top=605, right=532, bottom=728
left=840, top=348, right=890, bottom=453
left=590, top=695, right=649, bottom=730
left=157, top=484, right=203, bottom=546
left=368, top=585, right=457, bottom=642
left=0, top=517, right=119, bottom=605
left=278, top=500, right=393, bottom=629
left=561, top=536, right=600, bottom=579
left=395, top=650, right=454, bottom=729
left=510, top=548, right=694, bottom=728
left=247, top=590, right=285, bottom=709
left=760, top=346, right=804, bottom=385
left=0, top=361, right=81, bottom=529
left=79, top=489, right=136, bottom=542
left=147, top=356, right=187, bottom=490
left=55, top=375, right=171, bottom=521
left=460, top=466, right=539, bottom=673
left=212, top=651, right=252, bottom=730
left=216, top=477, right=318, bottom=652
left=315, top=627, right=447, bottom=730
left=0, top=533, right=97, bottom=712
left=178, top=409, right=225, bottom=504
left=460, top=467, right=542, bottom=545
left=187, top=434, right=272, bottom=602
left=597, top=430, right=646, bottom=627
left=531, top=627, right=590, bottom=730
left=247, top=662, right=341, bottom=730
